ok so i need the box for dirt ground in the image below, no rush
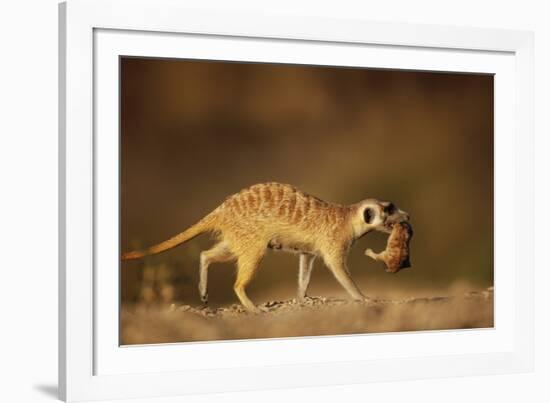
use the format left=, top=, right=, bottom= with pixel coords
left=120, top=287, right=493, bottom=345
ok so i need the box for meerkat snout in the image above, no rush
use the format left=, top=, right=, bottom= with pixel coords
left=357, top=200, right=409, bottom=235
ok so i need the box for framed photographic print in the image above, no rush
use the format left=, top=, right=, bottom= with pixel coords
left=59, top=0, right=534, bottom=401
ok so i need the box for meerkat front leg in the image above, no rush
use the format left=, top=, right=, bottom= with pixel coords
left=234, top=248, right=265, bottom=313
left=297, top=253, right=315, bottom=300
left=198, top=242, right=234, bottom=303
left=324, top=255, right=366, bottom=301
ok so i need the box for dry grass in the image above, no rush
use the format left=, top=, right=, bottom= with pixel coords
left=121, top=287, right=493, bottom=345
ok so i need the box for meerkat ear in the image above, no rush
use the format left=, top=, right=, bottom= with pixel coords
left=363, top=207, right=374, bottom=224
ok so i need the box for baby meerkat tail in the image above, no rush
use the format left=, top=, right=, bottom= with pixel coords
left=122, top=213, right=217, bottom=260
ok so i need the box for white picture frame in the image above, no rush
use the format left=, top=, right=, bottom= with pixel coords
left=59, top=0, right=534, bottom=401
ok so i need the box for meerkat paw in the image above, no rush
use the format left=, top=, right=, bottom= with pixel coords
left=302, top=295, right=322, bottom=302
left=241, top=303, right=262, bottom=314
left=361, top=296, right=374, bottom=304
left=200, top=293, right=209, bottom=304
left=351, top=296, right=373, bottom=304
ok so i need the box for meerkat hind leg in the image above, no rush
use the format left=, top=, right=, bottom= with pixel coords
left=198, top=242, right=234, bottom=304
left=365, top=248, right=383, bottom=261
left=234, top=249, right=265, bottom=313
left=297, top=253, right=315, bottom=301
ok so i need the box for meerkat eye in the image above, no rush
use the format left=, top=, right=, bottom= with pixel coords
left=363, top=208, right=374, bottom=224
left=385, top=203, right=396, bottom=215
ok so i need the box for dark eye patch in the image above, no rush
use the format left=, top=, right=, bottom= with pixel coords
left=385, top=203, right=396, bottom=215
left=363, top=208, right=374, bottom=224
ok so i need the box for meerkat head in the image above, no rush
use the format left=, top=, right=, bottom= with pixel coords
left=353, top=199, right=410, bottom=237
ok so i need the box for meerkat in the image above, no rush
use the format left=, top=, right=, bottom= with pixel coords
left=122, top=182, right=409, bottom=312
left=365, top=221, right=413, bottom=273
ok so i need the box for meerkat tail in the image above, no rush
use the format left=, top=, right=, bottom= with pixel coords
left=122, top=215, right=215, bottom=260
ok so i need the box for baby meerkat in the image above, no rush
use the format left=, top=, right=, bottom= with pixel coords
left=123, top=182, right=409, bottom=312
left=365, top=221, right=413, bottom=273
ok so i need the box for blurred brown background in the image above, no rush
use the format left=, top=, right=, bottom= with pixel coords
left=120, top=57, right=493, bottom=308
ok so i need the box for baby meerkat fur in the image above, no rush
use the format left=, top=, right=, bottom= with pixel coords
left=122, top=182, right=409, bottom=312
left=365, top=222, right=413, bottom=273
